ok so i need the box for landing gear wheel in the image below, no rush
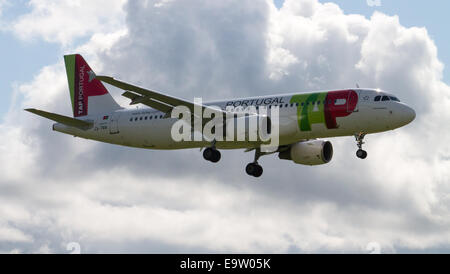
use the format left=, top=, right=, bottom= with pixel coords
left=211, top=149, right=221, bottom=163
left=246, top=163, right=256, bottom=176
left=356, top=149, right=368, bottom=159
left=246, top=163, right=263, bottom=177
left=203, top=148, right=221, bottom=163
left=354, top=132, right=368, bottom=160
left=254, top=165, right=263, bottom=177
left=203, top=148, right=213, bottom=160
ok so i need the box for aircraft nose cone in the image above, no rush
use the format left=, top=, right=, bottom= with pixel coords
left=407, top=106, right=416, bottom=123
left=402, top=105, right=416, bottom=125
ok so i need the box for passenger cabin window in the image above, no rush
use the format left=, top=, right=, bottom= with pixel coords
left=374, top=96, right=381, bottom=102
left=382, top=96, right=390, bottom=101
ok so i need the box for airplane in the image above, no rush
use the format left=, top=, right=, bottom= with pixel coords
left=26, top=54, right=416, bottom=177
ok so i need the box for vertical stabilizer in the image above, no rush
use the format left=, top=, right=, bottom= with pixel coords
left=64, top=54, right=121, bottom=117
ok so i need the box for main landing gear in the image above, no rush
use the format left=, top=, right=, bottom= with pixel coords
left=355, top=132, right=368, bottom=159
left=246, top=148, right=263, bottom=177
left=203, top=140, right=221, bottom=163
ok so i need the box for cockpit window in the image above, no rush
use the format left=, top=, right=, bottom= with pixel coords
left=382, top=96, right=390, bottom=101
left=374, top=96, right=381, bottom=102
left=389, top=96, right=400, bottom=102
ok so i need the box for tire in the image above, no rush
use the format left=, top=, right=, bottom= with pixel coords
left=253, top=165, right=263, bottom=177
left=246, top=163, right=256, bottom=176
left=246, top=163, right=263, bottom=177
left=203, top=148, right=213, bottom=161
left=211, top=150, right=221, bottom=163
left=361, top=150, right=368, bottom=159
left=356, top=149, right=367, bottom=159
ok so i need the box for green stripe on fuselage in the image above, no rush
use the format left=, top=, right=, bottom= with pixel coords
left=290, top=92, right=327, bottom=131
left=64, top=55, right=76, bottom=116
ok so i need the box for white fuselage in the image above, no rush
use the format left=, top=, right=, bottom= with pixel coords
left=53, top=89, right=416, bottom=150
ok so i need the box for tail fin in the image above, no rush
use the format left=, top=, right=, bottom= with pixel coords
left=64, top=54, right=121, bottom=117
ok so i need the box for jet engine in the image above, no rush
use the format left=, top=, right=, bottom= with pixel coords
left=279, top=140, right=333, bottom=165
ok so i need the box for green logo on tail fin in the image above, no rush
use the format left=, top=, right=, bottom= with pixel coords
left=64, top=55, right=76, bottom=116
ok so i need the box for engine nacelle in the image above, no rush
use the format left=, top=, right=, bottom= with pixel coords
left=279, top=140, right=333, bottom=165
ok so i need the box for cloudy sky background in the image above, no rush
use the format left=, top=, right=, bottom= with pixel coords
left=1, top=0, right=450, bottom=253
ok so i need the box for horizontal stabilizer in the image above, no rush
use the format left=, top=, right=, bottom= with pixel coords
left=25, top=108, right=93, bottom=130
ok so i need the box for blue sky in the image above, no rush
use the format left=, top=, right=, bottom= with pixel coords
left=0, top=2, right=61, bottom=118
left=1, top=0, right=449, bottom=118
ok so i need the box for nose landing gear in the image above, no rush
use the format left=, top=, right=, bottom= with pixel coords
left=356, top=149, right=367, bottom=159
left=355, top=132, right=368, bottom=159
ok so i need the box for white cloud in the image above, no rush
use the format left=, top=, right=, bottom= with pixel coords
left=10, top=0, right=127, bottom=45
left=367, top=0, right=382, bottom=8
left=1, top=0, right=450, bottom=253
left=0, top=226, right=33, bottom=243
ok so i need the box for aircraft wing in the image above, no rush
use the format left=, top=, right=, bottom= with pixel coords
left=25, top=108, right=93, bottom=130
left=121, top=91, right=173, bottom=115
left=96, top=76, right=226, bottom=118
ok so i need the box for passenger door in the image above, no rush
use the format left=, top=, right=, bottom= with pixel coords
left=109, top=113, right=120, bottom=134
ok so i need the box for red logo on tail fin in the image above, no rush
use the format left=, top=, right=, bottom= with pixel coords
left=74, top=55, right=108, bottom=117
